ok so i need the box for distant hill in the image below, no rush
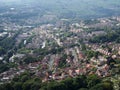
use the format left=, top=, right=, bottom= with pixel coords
left=1, top=0, right=120, bottom=19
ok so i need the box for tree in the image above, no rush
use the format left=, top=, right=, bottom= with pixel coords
left=61, top=78, right=74, bottom=90
left=0, top=63, right=9, bottom=73
left=46, top=82, right=66, bottom=90
left=0, top=47, right=5, bottom=55
left=89, top=83, right=104, bottom=90
left=21, top=75, right=29, bottom=82
left=13, top=82, right=22, bottom=90
left=86, top=74, right=101, bottom=88
left=73, top=76, right=87, bottom=89
left=90, top=81, right=113, bottom=90
left=78, top=88, right=88, bottom=90
left=23, top=56, right=37, bottom=64
left=22, top=81, right=32, bottom=90
left=2, top=83, right=13, bottom=90
left=30, top=77, right=42, bottom=90
left=102, top=81, right=113, bottom=90
left=59, top=54, right=67, bottom=68
left=31, top=82, right=41, bottom=90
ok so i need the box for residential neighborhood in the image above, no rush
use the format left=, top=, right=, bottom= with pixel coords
left=0, top=16, right=120, bottom=85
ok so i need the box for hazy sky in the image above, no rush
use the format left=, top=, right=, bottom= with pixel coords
left=0, top=0, right=20, bottom=2
left=0, top=0, right=22, bottom=3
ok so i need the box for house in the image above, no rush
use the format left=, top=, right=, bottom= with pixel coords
left=9, top=54, right=25, bottom=62
left=75, top=68, right=81, bottom=75
left=0, top=32, right=8, bottom=37
left=78, top=52, right=85, bottom=60
left=0, top=57, right=3, bottom=61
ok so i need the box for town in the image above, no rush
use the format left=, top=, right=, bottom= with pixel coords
left=0, top=14, right=120, bottom=89
left=1, top=0, right=120, bottom=90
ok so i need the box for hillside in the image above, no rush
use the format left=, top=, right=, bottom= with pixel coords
left=1, top=0, right=120, bottom=19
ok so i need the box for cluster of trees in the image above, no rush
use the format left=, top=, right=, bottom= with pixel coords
left=0, top=31, right=22, bottom=73
left=0, top=61, right=9, bottom=73
left=84, top=20, right=100, bottom=25
left=85, top=50, right=100, bottom=59
left=58, top=54, right=67, bottom=68
left=0, top=61, right=17, bottom=73
left=16, top=46, right=64, bottom=65
left=0, top=37, right=15, bottom=56
left=0, top=30, right=21, bottom=56
left=0, top=72, right=41, bottom=90
left=0, top=72, right=113, bottom=90
left=89, top=30, right=120, bottom=43
left=23, top=56, right=38, bottom=64
left=34, top=47, right=64, bottom=55
left=0, top=46, right=5, bottom=56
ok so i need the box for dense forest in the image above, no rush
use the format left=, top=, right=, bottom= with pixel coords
left=0, top=72, right=113, bottom=90
left=89, top=29, right=120, bottom=43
